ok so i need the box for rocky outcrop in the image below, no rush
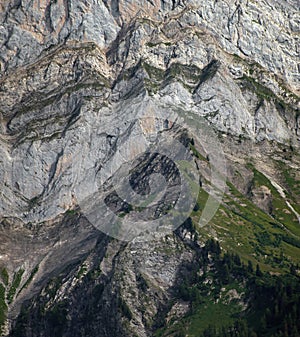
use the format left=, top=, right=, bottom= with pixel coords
left=0, top=0, right=299, bottom=336
left=1, top=1, right=299, bottom=91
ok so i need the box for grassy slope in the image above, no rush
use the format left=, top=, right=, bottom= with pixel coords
left=156, top=144, right=300, bottom=336
left=193, top=161, right=300, bottom=271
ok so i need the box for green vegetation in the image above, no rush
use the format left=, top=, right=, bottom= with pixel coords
left=242, top=75, right=276, bottom=101
left=0, top=283, right=7, bottom=335
left=189, top=143, right=207, bottom=161
left=65, top=209, right=78, bottom=216
left=136, top=193, right=158, bottom=209
left=7, top=138, right=300, bottom=336
left=167, top=63, right=202, bottom=84
left=7, top=269, right=24, bottom=304
left=117, top=204, right=133, bottom=218
left=142, top=62, right=165, bottom=94
left=251, top=167, right=300, bottom=237
left=0, top=268, right=9, bottom=286
left=76, top=264, right=88, bottom=279
left=274, top=160, right=300, bottom=212
left=86, top=267, right=102, bottom=281
left=156, top=239, right=300, bottom=337
left=118, top=298, right=133, bottom=321
left=189, top=173, right=300, bottom=271
left=185, top=137, right=300, bottom=270
left=140, top=61, right=206, bottom=94
left=240, top=75, right=298, bottom=113
left=121, top=58, right=222, bottom=96
left=19, top=265, right=39, bottom=293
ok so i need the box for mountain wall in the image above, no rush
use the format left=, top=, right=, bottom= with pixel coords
left=0, top=1, right=299, bottom=336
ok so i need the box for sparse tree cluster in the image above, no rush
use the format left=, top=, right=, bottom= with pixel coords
left=176, top=239, right=300, bottom=337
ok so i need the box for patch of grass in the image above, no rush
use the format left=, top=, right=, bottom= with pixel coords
left=86, top=267, right=102, bottom=281
left=241, top=75, right=277, bottom=101
left=142, top=62, right=165, bottom=82
left=251, top=167, right=300, bottom=237
left=141, top=62, right=166, bottom=94
left=168, top=63, right=202, bottom=84
left=118, top=298, right=132, bottom=320
left=192, top=188, right=209, bottom=215
left=137, top=193, right=158, bottom=209
left=19, top=265, right=39, bottom=293
left=177, top=160, right=200, bottom=198
left=76, top=265, right=88, bottom=279
left=65, top=209, right=78, bottom=216
left=0, top=268, right=9, bottom=286
left=189, top=143, right=207, bottom=161
left=197, top=174, right=300, bottom=270
left=141, top=61, right=204, bottom=94
left=44, top=277, right=62, bottom=299
left=187, top=296, right=242, bottom=336
left=240, top=75, right=297, bottom=113
left=274, top=160, right=300, bottom=211
left=156, top=238, right=300, bottom=337
left=0, top=283, right=7, bottom=334
left=7, top=269, right=24, bottom=304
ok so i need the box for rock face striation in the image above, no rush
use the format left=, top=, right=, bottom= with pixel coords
left=0, top=1, right=299, bottom=336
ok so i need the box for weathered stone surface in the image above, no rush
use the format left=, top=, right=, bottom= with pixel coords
left=0, top=0, right=299, bottom=336
left=1, top=0, right=299, bottom=91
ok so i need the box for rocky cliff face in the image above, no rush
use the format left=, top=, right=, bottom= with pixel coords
left=0, top=1, right=299, bottom=336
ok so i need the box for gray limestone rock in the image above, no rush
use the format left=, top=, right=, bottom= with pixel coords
left=0, top=1, right=299, bottom=336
